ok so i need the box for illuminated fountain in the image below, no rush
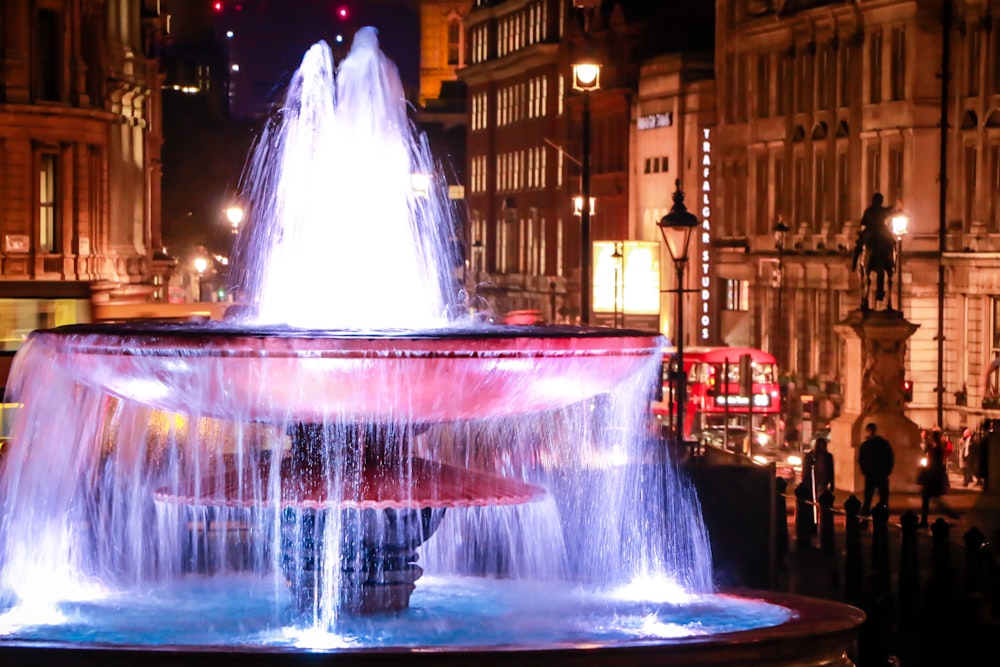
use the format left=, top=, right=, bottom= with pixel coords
left=0, top=29, right=862, bottom=665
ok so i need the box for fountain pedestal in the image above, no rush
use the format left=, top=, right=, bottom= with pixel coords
left=830, top=310, right=922, bottom=495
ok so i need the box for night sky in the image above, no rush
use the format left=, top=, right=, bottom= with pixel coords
left=223, top=0, right=420, bottom=114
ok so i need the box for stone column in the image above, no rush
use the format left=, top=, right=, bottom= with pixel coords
left=830, top=309, right=922, bottom=495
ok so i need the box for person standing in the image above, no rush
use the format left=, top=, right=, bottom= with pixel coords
left=803, top=437, right=835, bottom=499
left=919, top=429, right=958, bottom=527
left=858, top=422, right=894, bottom=516
left=958, top=427, right=976, bottom=487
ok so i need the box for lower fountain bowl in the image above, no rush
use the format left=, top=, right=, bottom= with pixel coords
left=0, top=590, right=863, bottom=667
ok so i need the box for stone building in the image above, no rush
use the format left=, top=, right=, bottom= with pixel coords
left=460, top=0, right=713, bottom=323
left=418, top=0, right=470, bottom=107
left=0, top=0, right=171, bottom=355
left=714, top=0, right=1000, bottom=434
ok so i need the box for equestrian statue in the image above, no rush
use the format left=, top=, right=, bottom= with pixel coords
left=851, top=193, right=898, bottom=312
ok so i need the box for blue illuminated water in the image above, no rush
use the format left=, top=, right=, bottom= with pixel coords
left=0, top=575, right=791, bottom=649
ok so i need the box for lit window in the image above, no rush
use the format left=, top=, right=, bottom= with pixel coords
left=39, top=154, right=57, bottom=253
left=724, top=279, right=749, bottom=312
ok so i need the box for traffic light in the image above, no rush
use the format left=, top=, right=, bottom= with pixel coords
left=902, top=379, right=913, bottom=402
left=336, top=6, right=349, bottom=20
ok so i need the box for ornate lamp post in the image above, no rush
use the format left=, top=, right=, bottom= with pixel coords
left=773, top=219, right=790, bottom=368
left=889, top=210, right=909, bottom=313
left=658, top=180, right=699, bottom=447
left=571, top=50, right=600, bottom=324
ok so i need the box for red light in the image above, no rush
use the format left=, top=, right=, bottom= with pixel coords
left=213, top=2, right=223, bottom=13
left=337, top=6, right=349, bottom=19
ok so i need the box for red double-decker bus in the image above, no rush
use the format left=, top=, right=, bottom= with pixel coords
left=652, top=346, right=782, bottom=444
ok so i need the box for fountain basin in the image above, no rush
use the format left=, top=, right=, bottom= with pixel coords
left=0, top=589, right=863, bottom=667
left=37, top=323, right=663, bottom=423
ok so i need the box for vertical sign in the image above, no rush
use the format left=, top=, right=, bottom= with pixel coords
left=699, top=128, right=713, bottom=341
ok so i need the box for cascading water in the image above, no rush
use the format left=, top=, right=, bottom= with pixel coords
left=0, top=28, right=863, bottom=664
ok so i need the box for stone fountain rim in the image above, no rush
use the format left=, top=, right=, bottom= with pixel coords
left=0, top=590, right=863, bottom=665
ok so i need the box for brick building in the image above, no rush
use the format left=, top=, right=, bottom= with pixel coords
left=0, top=0, right=171, bottom=354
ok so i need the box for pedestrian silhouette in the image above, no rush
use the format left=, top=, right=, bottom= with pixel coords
left=918, top=428, right=958, bottom=527
left=858, top=422, right=894, bottom=517
left=803, top=436, right=835, bottom=500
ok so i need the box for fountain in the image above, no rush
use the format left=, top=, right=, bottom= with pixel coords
left=0, top=29, right=862, bottom=666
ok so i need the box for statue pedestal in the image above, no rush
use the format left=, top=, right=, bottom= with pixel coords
left=830, top=310, right=922, bottom=496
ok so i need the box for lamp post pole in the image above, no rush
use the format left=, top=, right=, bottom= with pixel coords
left=773, top=220, right=789, bottom=370
left=890, top=211, right=909, bottom=314
left=581, top=93, right=592, bottom=325
left=659, top=181, right=699, bottom=451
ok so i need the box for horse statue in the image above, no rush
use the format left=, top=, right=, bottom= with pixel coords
left=850, top=193, right=898, bottom=312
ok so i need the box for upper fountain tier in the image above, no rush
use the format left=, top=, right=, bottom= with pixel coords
left=37, top=322, right=663, bottom=423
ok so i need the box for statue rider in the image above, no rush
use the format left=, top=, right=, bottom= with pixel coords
left=851, top=193, right=894, bottom=273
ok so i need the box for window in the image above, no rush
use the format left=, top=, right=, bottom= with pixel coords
left=990, top=145, right=1000, bottom=232
left=838, top=40, right=852, bottom=108
left=724, top=279, right=749, bottom=311
left=447, top=18, right=461, bottom=66
left=754, top=155, right=768, bottom=234
left=866, top=144, right=881, bottom=200
left=793, top=155, right=805, bottom=225
left=888, top=145, right=904, bottom=206
left=39, top=153, right=57, bottom=253
left=965, top=145, right=978, bottom=227
left=756, top=53, right=770, bottom=118
left=835, top=151, right=849, bottom=225
left=890, top=28, right=905, bottom=100
left=993, top=29, right=1000, bottom=94
left=968, top=27, right=981, bottom=97
left=869, top=31, right=882, bottom=104
left=796, top=48, right=811, bottom=113
left=778, top=53, right=794, bottom=115
left=990, top=298, right=1000, bottom=399
left=36, top=9, right=63, bottom=101
left=813, top=152, right=827, bottom=224
left=774, top=155, right=787, bottom=222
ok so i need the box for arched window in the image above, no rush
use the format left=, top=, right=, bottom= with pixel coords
left=447, top=18, right=461, bottom=66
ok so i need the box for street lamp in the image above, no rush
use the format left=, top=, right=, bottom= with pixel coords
left=572, top=48, right=600, bottom=325
left=890, top=210, right=909, bottom=312
left=773, top=219, right=790, bottom=368
left=225, top=205, right=244, bottom=234
left=658, top=180, right=699, bottom=449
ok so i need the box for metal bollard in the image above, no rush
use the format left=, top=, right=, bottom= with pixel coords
left=818, top=488, right=835, bottom=553
left=843, top=495, right=863, bottom=604
left=794, top=482, right=816, bottom=550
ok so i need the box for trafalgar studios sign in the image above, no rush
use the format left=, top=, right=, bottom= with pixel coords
left=699, top=128, right=712, bottom=341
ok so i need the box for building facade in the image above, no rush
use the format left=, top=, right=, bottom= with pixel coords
left=0, top=0, right=170, bottom=360
left=419, top=1, right=470, bottom=107
left=460, top=0, right=713, bottom=323
left=715, top=0, right=1000, bottom=434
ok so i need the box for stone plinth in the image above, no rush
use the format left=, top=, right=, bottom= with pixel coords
left=830, top=309, right=922, bottom=496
